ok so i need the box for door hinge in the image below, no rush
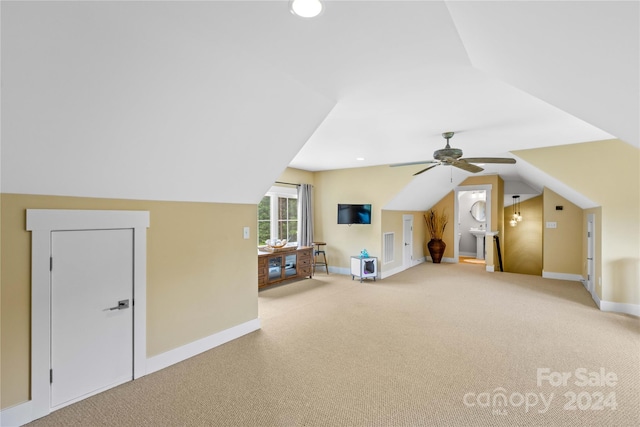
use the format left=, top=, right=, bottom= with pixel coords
left=587, top=232, right=591, bottom=238
left=50, top=369, right=53, bottom=384
left=50, top=257, right=53, bottom=271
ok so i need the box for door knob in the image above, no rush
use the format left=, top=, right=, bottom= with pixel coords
left=108, top=299, right=130, bottom=310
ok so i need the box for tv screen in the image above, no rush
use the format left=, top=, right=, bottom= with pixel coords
left=338, top=204, right=372, bottom=225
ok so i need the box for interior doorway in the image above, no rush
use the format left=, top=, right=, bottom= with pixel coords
left=403, top=215, right=414, bottom=269
left=586, top=213, right=596, bottom=299
left=454, top=185, right=492, bottom=268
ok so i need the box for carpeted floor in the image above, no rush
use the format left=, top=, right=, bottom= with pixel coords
left=26, top=262, right=640, bottom=426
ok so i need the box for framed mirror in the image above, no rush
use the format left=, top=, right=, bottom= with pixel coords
left=470, top=201, right=486, bottom=222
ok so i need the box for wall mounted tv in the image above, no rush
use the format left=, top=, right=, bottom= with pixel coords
left=337, top=204, right=372, bottom=225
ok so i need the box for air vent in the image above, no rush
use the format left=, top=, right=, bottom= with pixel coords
left=383, top=232, right=395, bottom=263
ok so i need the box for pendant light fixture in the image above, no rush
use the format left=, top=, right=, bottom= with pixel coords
left=290, top=0, right=323, bottom=18
left=510, top=195, right=522, bottom=227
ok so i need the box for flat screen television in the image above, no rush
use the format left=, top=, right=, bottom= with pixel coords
left=337, top=204, right=372, bottom=225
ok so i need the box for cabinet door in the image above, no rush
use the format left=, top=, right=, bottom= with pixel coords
left=268, top=256, right=283, bottom=281
left=284, top=253, right=297, bottom=278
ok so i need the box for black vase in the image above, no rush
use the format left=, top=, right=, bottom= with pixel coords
left=427, top=239, right=446, bottom=263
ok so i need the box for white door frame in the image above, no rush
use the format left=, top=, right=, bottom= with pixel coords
left=586, top=213, right=596, bottom=299
left=454, top=185, right=492, bottom=268
left=402, top=214, right=414, bottom=269
left=27, top=209, right=149, bottom=419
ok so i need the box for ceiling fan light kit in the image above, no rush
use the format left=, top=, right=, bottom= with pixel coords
left=391, top=131, right=516, bottom=176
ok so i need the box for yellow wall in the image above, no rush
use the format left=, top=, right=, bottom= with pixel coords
left=542, top=188, right=583, bottom=275
left=381, top=210, right=428, bottom=271
left=504, top=195, right=543, bottom=275
left=313, top=166, right=414, bottom=270
left=514, top=139, right=639, bottom=304
left=429, top=192, right=455, bottom=260
left=1, top=194, right=258, bottom=409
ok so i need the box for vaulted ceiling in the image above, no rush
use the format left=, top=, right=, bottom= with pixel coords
left=2, top=1, right=638, bottom=208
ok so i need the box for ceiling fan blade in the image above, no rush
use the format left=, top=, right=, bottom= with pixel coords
left=390, top=160, right=439, bottom=167
left=452, top=159, right=483, bottom=173
left=413, top=163, right=440, bottom=176
left=460, top=157, right=516, bottom=164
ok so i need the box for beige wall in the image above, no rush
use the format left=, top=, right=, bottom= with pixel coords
left=542, top=188, right=583, bottom=275
left=1, top=194, right=258, bottom=409
left=313, top=166, right=413, bottom=270
left=429, top=192, right=455, bottom=260
left=380, top=210, right=428, bottom=271
left=504, top=195, right=543, bottom=275
left=515, top=139, right=639, bottom=304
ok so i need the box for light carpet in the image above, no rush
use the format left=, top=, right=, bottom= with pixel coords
left=26, top=262, right=640, bottom=426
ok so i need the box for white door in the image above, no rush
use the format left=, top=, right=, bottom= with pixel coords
left=403, top=216, right=413, bottom=268
left=586, top=214, right=596, bottom=296
left=51, top=229, right=134, bottom=408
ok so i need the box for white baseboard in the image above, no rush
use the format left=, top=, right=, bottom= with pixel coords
left=328, top=266, right=350, bottom=276
left=600, top=300, right=640, bottom=317
left=0, top=400, right=35, bottom=427
left=425, top=256, right=455, bottom=264
left=592, top=289, right=602, bottom=308
left=486, top=265, right=495, bottom=272
left=146, top=318, right=261, bottom=374
left=380, top=265, right=404, bottom=279
left=2, top=319, right=261, bottom=426
left=542, top=271, right=583, bottom=281
left=0, top=400, right=33, bottom=427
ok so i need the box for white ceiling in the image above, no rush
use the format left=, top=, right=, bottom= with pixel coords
left=287, top=1, right=637, bottom=173
left=2, top=1, right=637, bottom=208
left=281, top=0, right=638, bottom=210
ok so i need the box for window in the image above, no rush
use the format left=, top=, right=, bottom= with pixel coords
left=258, top=187, right=298, bottom=245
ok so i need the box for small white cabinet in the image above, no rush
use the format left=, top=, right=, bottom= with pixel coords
left=351, top=256, right=378, bottom=282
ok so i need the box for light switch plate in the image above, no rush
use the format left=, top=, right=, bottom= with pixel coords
left=546, top=222, right=557, bottom=229
left=243, top=226, right=250, bottom=239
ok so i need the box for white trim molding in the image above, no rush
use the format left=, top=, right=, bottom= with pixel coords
left=26, top=209, right=150, bottom=421
left=599, top=301, right=640, bottom=317
left=0, top=400, right=33, bottom=427
left=146, top=319, right=261, bottom=374
left=542, top=271, right=583, bottom=281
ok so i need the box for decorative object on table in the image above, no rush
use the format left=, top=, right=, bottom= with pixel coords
left=360, top=249, right=369, bottom=258
left=424, top=209, right=448, bottom=263
left=260, top=239, right=296, bottom=253
left=266, top=239, right=287, bottom=248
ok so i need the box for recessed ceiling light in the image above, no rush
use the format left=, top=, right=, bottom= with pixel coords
left=290, top=0, right=323, bottom=18
left=356, top=157, right=365, bottom=161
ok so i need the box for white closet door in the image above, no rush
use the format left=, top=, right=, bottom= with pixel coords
left=51, top=229, right=133, bottom=408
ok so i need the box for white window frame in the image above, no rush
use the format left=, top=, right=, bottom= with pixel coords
left=262, top=186, right=298, bottom=244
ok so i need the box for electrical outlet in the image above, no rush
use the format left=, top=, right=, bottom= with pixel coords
left=243, top=227, right=250, bottom=239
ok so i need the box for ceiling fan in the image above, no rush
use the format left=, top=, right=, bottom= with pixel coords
left=391, top=132, right=516, bottom=176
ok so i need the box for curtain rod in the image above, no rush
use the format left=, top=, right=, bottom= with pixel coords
left=275, top=181, right=300, bottom=187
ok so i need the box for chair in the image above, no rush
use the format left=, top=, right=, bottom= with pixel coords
left=312, top=242, right=329, bottom=274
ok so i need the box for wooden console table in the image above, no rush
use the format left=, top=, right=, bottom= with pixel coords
left=258, top=246, right=312, bottom=289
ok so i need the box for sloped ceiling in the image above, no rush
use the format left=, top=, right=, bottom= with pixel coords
left=1, top=1, right=637, bottom=206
